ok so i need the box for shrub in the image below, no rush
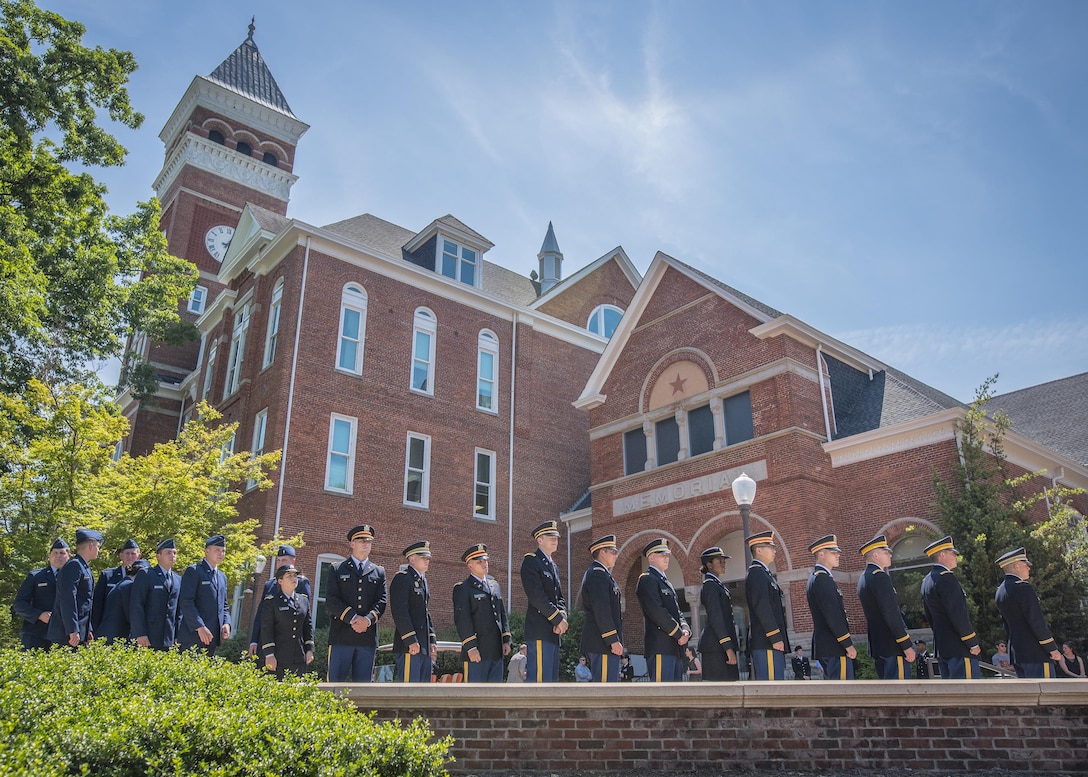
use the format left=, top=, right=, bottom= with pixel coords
left=0, top=642, right=452, bottom=777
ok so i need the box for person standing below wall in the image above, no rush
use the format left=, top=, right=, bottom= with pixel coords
left=856, top=535, right=916, bottom=679
left=325, top=525, right=386, bottom=683
left=249, top=545, right=312, bottom=659
left=698, top=546, right=740, bottom=682
left=636, top=538, right=691, bottom=682
left=97, top=559, right=151, bottom=643
left=507, top=643, right=528, bottom=682
left=920, top=536, right=981, bottom=679
left=453, top=543, right=511, bottom=682
left=129, top=538, right=181, bottom=651
left=261, top=563, right=314, bottom=680
left=91, top=538, right=140, bottom=636
left=178, top=535, right=231, bottom=655
left=579, top=534, right=624, bottom=682
left=994, top=547, right=1061, bottom=678
left=48, top=529, right=102, bottom=648
left=791, top=646, right=811, bottom=680
left=12, top=538, right=70, bottom=650
left=390, top=541, right=437, bottom=683
left=745, top=531, right=789, bottom=680
left=520, top=520, right=568, bottom=682
left=806, top=534, right=857, bottom=680
left=1057, top=642, right=1086, bottom=678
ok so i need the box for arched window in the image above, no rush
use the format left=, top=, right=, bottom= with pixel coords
left=587, top=304, right=624, bottom=338
left=208, top=130, right=225, bottom=145
left=262, top=278, right=284, bottom=368
left=235, top=141, right=252, bottom=157
left=410, top=308, right=437, bottom=395
left=476, top=330, right=499, bottom=412
left=262, top=151, right=278, bottom=167
left=335, top=284, right=367, bottom=375
left=889, top=531, right=934, bottom=630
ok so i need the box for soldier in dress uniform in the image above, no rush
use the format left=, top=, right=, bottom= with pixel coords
left=248, top=545, right=312, bottom=658
left=261, top=564, right=315, bottom=679
left=390, top=540, right=437, bottom=683
left=579, top=534, right=624, bottom=682
left=453, top=543, right=511, bottom=682
left=48, top=528, right=102, bottom=647
left=130, top=538, right=182, bottom=650
left=520, top=520, right=568, bottom=682
left=745, top=530, right=790, bottom=680
left=13, top=538, right=70, bottom=649
left=97, top=559, right=151, bottom=643
left=919, top=536, right=981, bottom=679
left=636, top=538, right=691, bottom=682
left=856, top=535, right=916, bottom=679
left=994, top=547, right=1062, bottom=678
left=326, top=524, right=386, bottom=682
left=178, top=534, right=231, bottom=655
left=697, top=546, right=740, bottom=681
left=805, top=534, right=857, bottom=680
left=91, top=538, right=140, bottom=634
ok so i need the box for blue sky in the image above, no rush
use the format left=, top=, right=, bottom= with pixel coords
left=47, top=0, right=1088, bottom=403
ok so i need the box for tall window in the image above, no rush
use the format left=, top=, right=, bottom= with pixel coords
left=410, top=308, right=437, bottom=395
left=688, top=404, right=715, bottom=457
left=202, top=340, right=218, bottom=400
left=656, top=416, right=680, bottom=466
left=188, top=286, right=207, bottom=315
left=335, top=284, right=367, bottom=375
left=476, top=330, right=499, bottom=412
left=247, top=409, right=268, bottom=491
left=623, top=428, right=647, bottom=476
left=723, top=392, right=754, bottom=445
left=262, top=278, right=284, bottom=368
left=587, top=304, right=623, bottom=338
left=403, top=433, right=431, bottom=507
left=325, top=414, right=357, bottom=494
left=313, top=553, right=345, bottom=629
left=223, top=301, right=252, bottom=399
left=440, top=239, right=477, bottom=286
left=474, top=449, right=496, bottom=520
left=219, top=432, right=235, bottom=464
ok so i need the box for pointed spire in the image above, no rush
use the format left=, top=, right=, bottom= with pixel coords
left=540, top=221, right=561, bottom=255
left=537, top=221, right=564, bottom=294
left=208, top=21, right=296, bottom=117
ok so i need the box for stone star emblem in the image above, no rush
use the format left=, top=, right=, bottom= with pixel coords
left=670, top=373, right=687, bottom=395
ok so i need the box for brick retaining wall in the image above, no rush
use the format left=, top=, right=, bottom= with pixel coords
left=327, top=681, right=1088, bottom=775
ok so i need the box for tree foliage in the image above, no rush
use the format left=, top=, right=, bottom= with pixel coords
left=0, top=0, right=196, bottom=395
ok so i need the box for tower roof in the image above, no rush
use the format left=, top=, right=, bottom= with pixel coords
left=539, top=221, right=562, bottom=255
left=207, top=19, right=296, bottom=118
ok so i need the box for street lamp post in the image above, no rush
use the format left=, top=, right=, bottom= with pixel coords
left=731, top=472, right=757, bottom=565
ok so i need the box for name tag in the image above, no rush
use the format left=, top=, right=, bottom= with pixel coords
left=154, top=585, right=164, bottom=590
left=201, top=580, right=211, bottom=586
left=37, top=582, right=48, bottom=587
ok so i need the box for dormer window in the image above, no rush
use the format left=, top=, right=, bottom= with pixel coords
left=440, top=239, right=477, bottom=286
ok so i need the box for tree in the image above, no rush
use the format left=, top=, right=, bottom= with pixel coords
left=0, top=0, right=196, bottom=396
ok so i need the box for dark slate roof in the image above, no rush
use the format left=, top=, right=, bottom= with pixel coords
left=563, top=490, right=591, bottom=513
left=825, top=355, right=963, bottom=439
left=992, top=372, right=1088, bottom=467
left=321, top=213, right=537, bottom=306
left=208, top=23, right=296, bottom=117
left=671, top=257, right=784, bottom=321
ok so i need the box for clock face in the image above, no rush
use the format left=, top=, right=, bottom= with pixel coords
left=205, top=225, right=235, bottom=262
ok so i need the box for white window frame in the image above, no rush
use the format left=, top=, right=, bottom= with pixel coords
left=219, top=432, right=235, bottom=464
left=476, top=330, right=499, bottom=413
left=587, top=304, right=624, bottom=338
left=324, top=413, right=357, bottom=494
left=312, top=553, right=346, bottom=629
left=223, top=300, right=253, bottom=399
left=438, top=238, right=479, bottom=287
left=473, top=447, right=497, bottom=521
left=187, top=285, right=208, bottom=315
left=402, top=432, right=431, bottom=508
left=410, top=308, right=437, bottom=396
left=262, top=278, right=284, bottom=368
left=202, top=340, right=218, bottom=400
left=246, top=408, right=268, bottom=491
left=335, top=284, right=368, bottom=376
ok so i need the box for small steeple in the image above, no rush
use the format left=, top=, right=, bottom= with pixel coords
left=537, top=221, right=563, bottom=294
left=208, top=19, right=296, bottom=117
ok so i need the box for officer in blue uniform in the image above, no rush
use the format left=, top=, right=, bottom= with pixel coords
left=745, top=530, right=790, bottom=680
left=805, top=534, right=857, bottom=680
left=91, top=538, right=141, bottom=634
left=130, top=538, right=182, bottom=650
left=178, top=534, right=231, bottom=654
left=326, top=524, right=386, bottom=682
left=48, top=528, right=102, bottom=647
left=636, top=538, right=691, bottom=682
left=520, top=520, right=568, bottom=682
left=579, top=534, right=624, bottom=682
left=994, top=547, right=1062, bottom=678
left=697, top=546, right=740, bottom=681
left=919, top=536, right=981, bottom=679
left=248, top=545, right=312, bottom=657
left=13, top=538, right=70, bottom=649
left=454, top=543, right=511, bottom=682
left=98, top=559, right=151, bottom=643
left=390, top=540, right=437, bottom=683
left=261, top=564, right=315, bottom=680
left=857, top=535, right=916, bottom=679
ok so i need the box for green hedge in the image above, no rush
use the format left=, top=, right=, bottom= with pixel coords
left=0, top=643, right=452, bottom=777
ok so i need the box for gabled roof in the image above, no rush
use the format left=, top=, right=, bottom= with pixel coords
left=992, top=372, right=1088, bottom=467
left=207, top=22, right=296, bottom=118
left=529, top=246, right=641, bottom=310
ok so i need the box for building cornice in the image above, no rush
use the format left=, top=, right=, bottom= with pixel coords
left=153, top=134, right=299, bottom=202
left=750, top=315, right=886, bottom=375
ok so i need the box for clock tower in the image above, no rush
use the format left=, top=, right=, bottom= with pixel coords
left=121, top=21, right=309, bottom=454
